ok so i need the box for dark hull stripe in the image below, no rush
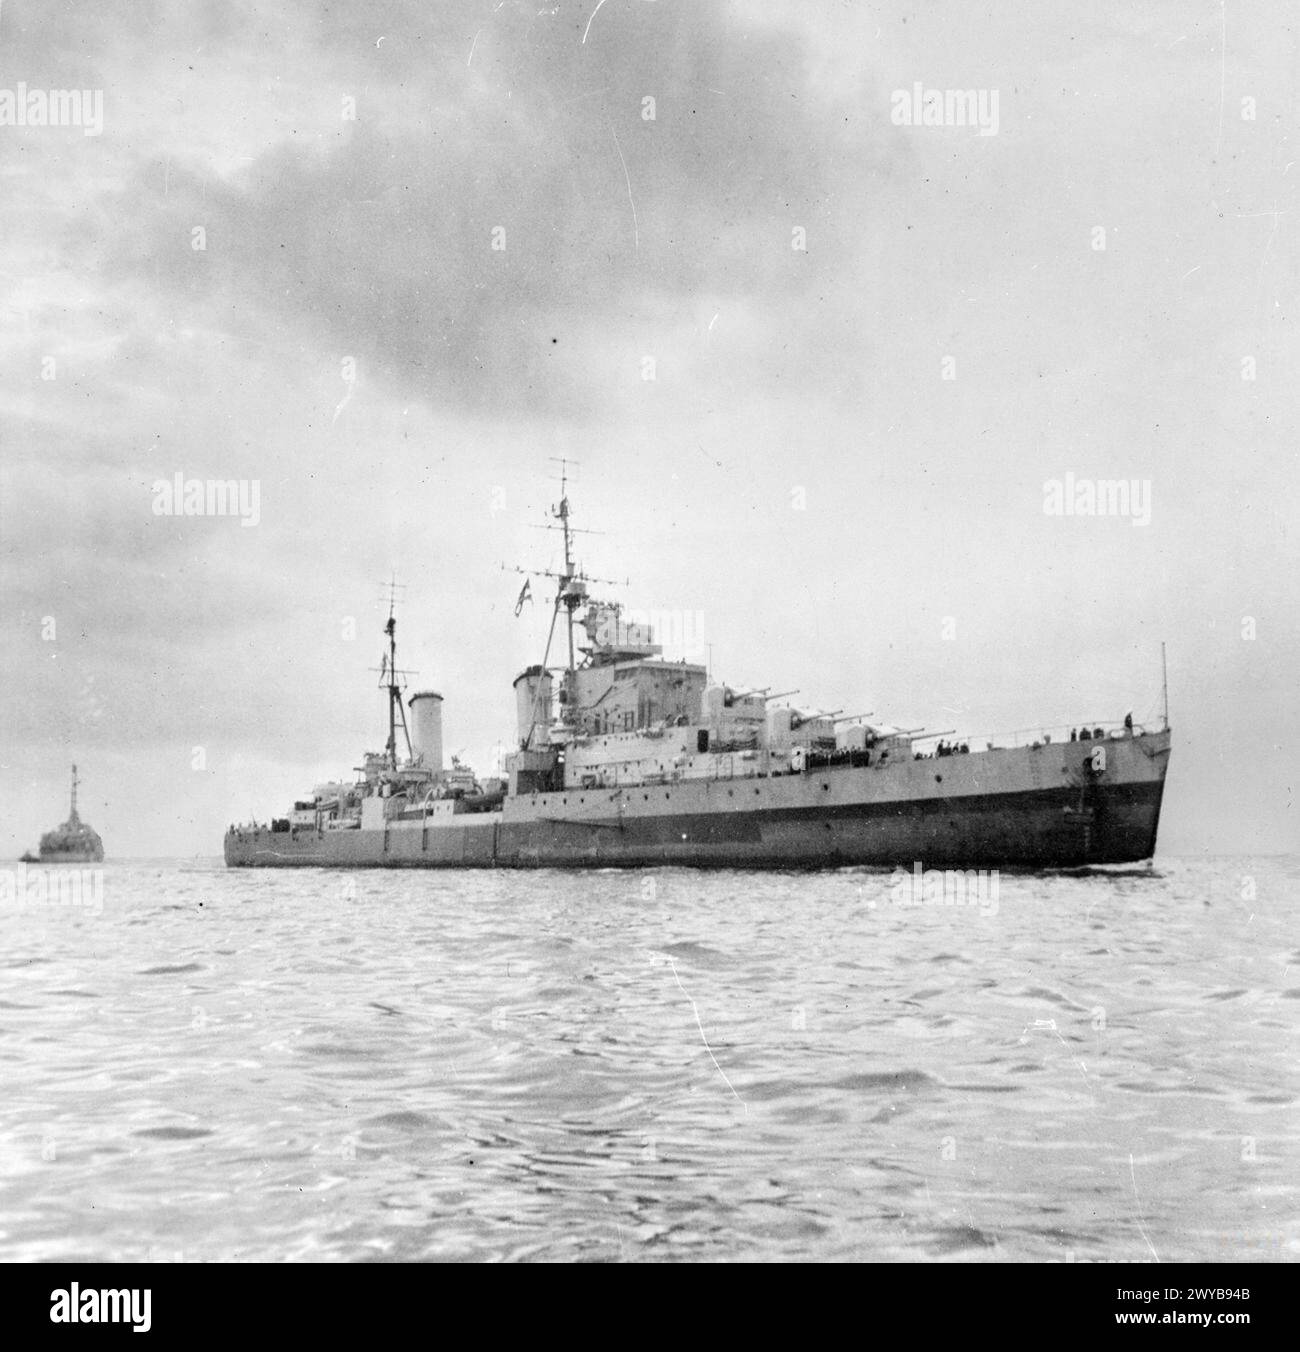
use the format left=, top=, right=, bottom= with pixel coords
left=225, top=779, right=1165, bottom=870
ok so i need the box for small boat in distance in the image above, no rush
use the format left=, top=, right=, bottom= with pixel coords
left=23, top=764, right=105, bottom=864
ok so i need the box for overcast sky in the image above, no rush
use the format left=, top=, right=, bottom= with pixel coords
left=1, top=1, right=1295, bottom=857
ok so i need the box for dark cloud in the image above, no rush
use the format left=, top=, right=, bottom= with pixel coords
left=86, top=0, right=890, bottom=417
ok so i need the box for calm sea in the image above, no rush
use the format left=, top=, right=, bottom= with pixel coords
left=0, top=856, right=1295, bottom=1263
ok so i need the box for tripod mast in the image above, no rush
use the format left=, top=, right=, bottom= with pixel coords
left=503, top=461, right=623, bottom=744
left=556, top=460, right=578, bottom=702
left=377, top=580, right=415, bottom=770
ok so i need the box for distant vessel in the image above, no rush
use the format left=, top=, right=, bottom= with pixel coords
left=226, top=470, right=1170, bottom=871
left=24, top=765, right=104, bottom=864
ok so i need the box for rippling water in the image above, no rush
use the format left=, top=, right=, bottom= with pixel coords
left=0, top=856, right=1295, bottom=1262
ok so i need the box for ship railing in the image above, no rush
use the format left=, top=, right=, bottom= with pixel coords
left=938, top=719, right=1155, bottom=752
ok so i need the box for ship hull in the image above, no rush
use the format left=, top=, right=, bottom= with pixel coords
left=35, top=848, right=104, bottom=865
left=226, top=731, right=1169, bottom=871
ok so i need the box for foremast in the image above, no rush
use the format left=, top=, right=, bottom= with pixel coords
left=507, top=458, right=622, bottom=748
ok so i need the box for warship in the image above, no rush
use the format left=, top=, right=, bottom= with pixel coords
left=22, top=765, right=105, bottom=864
left=226, top=473, right=1170, bottom=871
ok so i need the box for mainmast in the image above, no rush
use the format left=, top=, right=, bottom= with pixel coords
left=374, top=580, right=415, bottom=770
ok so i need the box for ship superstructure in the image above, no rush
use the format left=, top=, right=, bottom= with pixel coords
left=226, top=474, right=1170, bottom=870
